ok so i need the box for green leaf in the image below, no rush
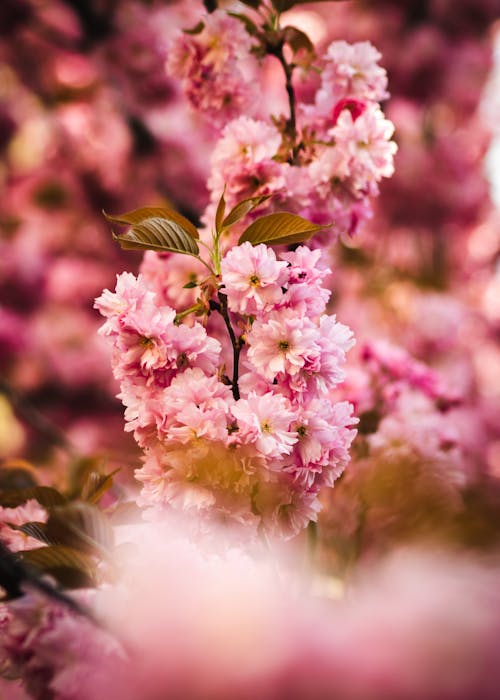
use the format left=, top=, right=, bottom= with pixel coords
left=8, top=522, right=53, bottom=545
left=227, top=12, right=260, bottom=37
left=0, top=461, right=38, bottom=490
left=183, top=20, right=205, bottom=35
left=45, top=502, right=115, bottom=555
left=215, top=190, right=226, bottom=233
left=222, top=195, right=270, bottom=229
left=271, top=0, right=292, bottom=11
left=20, top=545, right=96, bottom=589
left=80, top=468, right=120, bottom=504
left=273, top=0, right=346, bottom=11
left=0, top=486, right=66, bottom=509
left=238, top=212, right=328, bottom=246
left=112, top=217, right=200, bottom=257
left=104, top=206, right=199, bottom=240
left=239, top=0, right=261, bottom=8
left=283, top=26, right=314, bottom=55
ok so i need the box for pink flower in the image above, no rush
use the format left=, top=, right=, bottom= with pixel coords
left=221, top=242, right=289, bottom=316
left=361, top=339, right=459, bottom=406
left=140, top=251, right=207, bottom=312
left=207, top=117, right=286, bottom=207
left=167, top=11, right=259, bottom=128
left=115, top=304, right=177, bottom=373
left=331, top=103, right=398, bottom=188
left=280, top=246, right=331, bottom=287
left=167, top=323, right=221, bottom=376
left=318, top=40, right=389, bottom=108
left=157, top=368, right=234, bottom=439
left=255, top=481, right=322, bottom=538
left=231, top=392, right=298, bottom=459
left=0, top=592, right=125, bottom=700
left=94, top=272, right=155, bottom=335
left=280, top=246, right=332, bottom=316
left=246, top=311, right=321, bottom=382
left=135, top=441, right=263, bottom=531
left=306, top=144, right=351, bottom=197
left=117, top=375, right=169, bottom=446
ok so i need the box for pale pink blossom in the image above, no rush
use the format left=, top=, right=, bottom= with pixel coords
left=280, top=246, right=332, bottom=315
left=368, top=388, right=466, bottom=487
left=115, top=304, right=177, bottom=373
left=167, top=323, right=221, bottom=376
left=158, top=368, right=233, bottom=417
left=140, top=251, right=207, bottom=312
left=207, top=117, right=286, bottom=208
left=231, top=392, right=298, bottom=459
left=167, top=10, right=259, bottom=128
left=280, top=315, right=355, bottom=397
left=135, top=441, right=263, bottom=532
left=331, top=103, right=398, bottom=189
left=306, top=144, right=351, bottom=198
left=94, top=272, right=155, bottom=333
left=221, top=242, right=289, bottom=316
left=0, top=592, right=125, bottom=700
left=291, top=399, right=358, bottom=487
left=254, top=481, right=322, bottom=538
left=246, top=312, right=321, bottom=382
left=318, top=40, right=389, bottom=110
left=118, top=375, right=165, bottom=446
left=156, top=368, right=234, bottom=440
left=361, top=339, right=460, bottom=407
left=281, top=246, right=331, bottom=287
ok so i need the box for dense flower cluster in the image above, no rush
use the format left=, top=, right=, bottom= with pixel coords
left=349, top=339, right=465, bottom=478
left=1, top=2, right=499, bottom=699
left=166, top=10, right=259, bottom=129
left=96, top=243, right=356, bottom=538
left=0, top=593, right=125, bottom=700
left=3, top=532, right=500, bottom=700
left=201, top=38, right=397, bottom=237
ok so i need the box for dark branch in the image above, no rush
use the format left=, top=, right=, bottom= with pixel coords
left=216, top=293, right=243, bottom=401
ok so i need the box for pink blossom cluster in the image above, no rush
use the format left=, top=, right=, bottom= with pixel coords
left=345, top=339, right=467, bottom=486
left=203, top=39, right=397, bottom=237
left=360, top=339, right=461, bottom=409
left=3, top=530, right=500, bottom=700
left=0, top=593, right=125, bottom=700
left=95, top=244, right=357, bottom=538
left=166, top=10, right=259, bottom=130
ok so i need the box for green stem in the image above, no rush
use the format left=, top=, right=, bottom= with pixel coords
left=174, top=303, right=204, bottom=325
left=194, top=254, right=216, bottom=275
left=307, top=519, right=318, bottom=564
left=211, top=232, right=222, bottom=276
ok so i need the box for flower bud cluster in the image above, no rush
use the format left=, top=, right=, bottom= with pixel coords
left=95, top=244, right=357, bottom=539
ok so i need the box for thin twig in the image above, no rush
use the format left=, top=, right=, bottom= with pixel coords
left=215, top=294, right=243, bottom=401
